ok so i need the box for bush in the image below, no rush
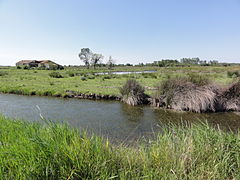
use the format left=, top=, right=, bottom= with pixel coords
left=88, top=75, right=95, bottom=79
left=102, top=75, right=111, bottom=80
left=227, top=70, right=240, bottom=78
left=49, top=72, right=63, bottom=78
left=187, top=73, right=211, bottom=86
left=119, top=79, right=147, bottom=106
left=218, top=79, right=240, bottom=111
left=38, top=67, right=46, bottom=70
left=67, top=71, right=75, bottom=77
left=16, top=66, right=22, bottom=69
left=23, top=66, right=30, bottom=70
left=141, top=73, right=157, bottom=79
left=153, top=75, right=217, bottom=113
left=81, top=77, right=87, bottom=81
left=0, top=71, right=8, bottom=76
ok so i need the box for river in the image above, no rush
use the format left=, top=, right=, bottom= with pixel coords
left=0, top=93, right=240, bottom=144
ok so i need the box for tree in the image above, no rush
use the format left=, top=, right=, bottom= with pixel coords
left=107, top=56, right=115, bottom=69
left=91, top=53, right=104, bottom=69
left=79, top=48, right=92, bottom=69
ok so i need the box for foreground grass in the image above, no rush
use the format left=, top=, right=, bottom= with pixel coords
left=0, top=115, right=240, bottom=179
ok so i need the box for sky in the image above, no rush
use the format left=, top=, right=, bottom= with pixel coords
left=0, top=0, right=240, bottom=66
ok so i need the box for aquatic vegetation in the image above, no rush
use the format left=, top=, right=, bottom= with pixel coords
left=0, top=115, right=240, bottom=179
left=119, top=79, right=148, bottom=106
left=217, top=79, right=240, bottom=111
left=152, top=75, right=218, bottom=113
left=152, top=75, right=240, bottom=113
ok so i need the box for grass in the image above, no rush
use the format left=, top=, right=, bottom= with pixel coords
left=0, top=115, right=240, bottom=179
left=119, top=79, right=147, bottom=105
left=0, top=65, right=238, bottom=98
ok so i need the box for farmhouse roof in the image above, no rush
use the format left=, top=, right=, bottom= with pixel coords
left=17, top=60, right=39, bottom=63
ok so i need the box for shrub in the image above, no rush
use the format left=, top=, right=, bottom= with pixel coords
left=217, top=79, right=240, bottom=111
left=67, top=71, right=75, bottom=77
left=49, top=72, right=63, bottom=78
left=88, top=75, right=95, bottom=79
left=141, top=73, right=157, bottom=79
left=102, top=75, right=111, bottom=80
left=187, top=73, right=211, bottom=86
left=119, top=79, right=147, bottom=106
left=23, top=66, right=30, bottom=70
left=0, top=71, right=8, bottom=76
left=38, top=67, right=46, bottom=70
left=152, top=75, right=217, bottom=113
left=81, top=77, right=87, bottom=81
left=16, top=66, right=22, bottom=69
left=227, top=70, right=240, bottom=78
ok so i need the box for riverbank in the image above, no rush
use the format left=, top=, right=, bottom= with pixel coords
left=0, top=66, right=237, bottom=98
left=0, top=115, right=240, bottom=179
left=0, top=66, right=240, bottom=111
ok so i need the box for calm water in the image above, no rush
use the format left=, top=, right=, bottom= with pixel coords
left=95, top=70, right=156, bottom=75
left=0, top=94, right=240, bottom=143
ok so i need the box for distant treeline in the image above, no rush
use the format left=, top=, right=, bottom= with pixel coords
left=73, top=57, right=239, bottom=68
left=136, top=58, right=239, bottom=67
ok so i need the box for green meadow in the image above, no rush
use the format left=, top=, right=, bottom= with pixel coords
left=0, top=65, right=239, bottom=98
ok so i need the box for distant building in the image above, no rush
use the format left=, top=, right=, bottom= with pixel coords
left=16, top=60, right=64, bottom=69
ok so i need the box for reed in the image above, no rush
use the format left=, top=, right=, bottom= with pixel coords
left=0, top=115, right=240, bottom=179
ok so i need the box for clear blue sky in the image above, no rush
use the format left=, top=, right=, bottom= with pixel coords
left=0, top=0, right=240, bottom=66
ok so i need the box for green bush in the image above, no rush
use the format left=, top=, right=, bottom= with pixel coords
left=23, top=66, right=30, bottom=70
left=102, top=75, right=111, bottom=80
left=88, top=75, right=95, bottom=79
left=227, top=70, right=240, bottom=78
left=67, top=71, right=75, bottom=77
left=81, top=77, right=87, bottom=81
left=187, top=73, right=211, bottom=86
left=0, top=71, right=8, bottom=76
left=49, top=72, right=63, bottom=78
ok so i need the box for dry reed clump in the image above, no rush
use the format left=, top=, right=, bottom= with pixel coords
left=119, top=79, right=148, bottom=106
left=152, top=75, right=219, bottom=113
left=217, top=79, right=240, bottom=111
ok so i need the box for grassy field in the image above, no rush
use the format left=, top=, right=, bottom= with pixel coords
left=0, top=65, right=239, bottom=97
left=0, top=115, right=240, bottom=179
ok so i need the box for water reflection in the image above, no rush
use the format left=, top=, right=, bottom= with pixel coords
left=120, top=103, right=144, bottom=122
left=152, top=108, right=240, bottom=132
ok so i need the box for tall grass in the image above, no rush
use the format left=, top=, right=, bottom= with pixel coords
left=0, top=115, right=240, bottom=179
left=119, top=79, right=147, bottom=105
left=153, top=75, right=218, bottom=112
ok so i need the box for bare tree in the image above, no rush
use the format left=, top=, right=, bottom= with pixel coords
left=79, top=48, right=92, bottom=69
left=107, top=56, right=115, bottom=69
left=91, top=53, right=104, bottom=69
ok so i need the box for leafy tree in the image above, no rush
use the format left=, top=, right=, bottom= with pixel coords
left=79, top=48, right=92, bottom=69
left=107, top=56, right=115, bottom=69
left=180, top=57, right=200, bottom=64
left=91, top=53, right=104, bottom=69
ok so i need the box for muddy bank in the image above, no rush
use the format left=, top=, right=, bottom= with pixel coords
left=64, top=90, right=122, bottom=101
